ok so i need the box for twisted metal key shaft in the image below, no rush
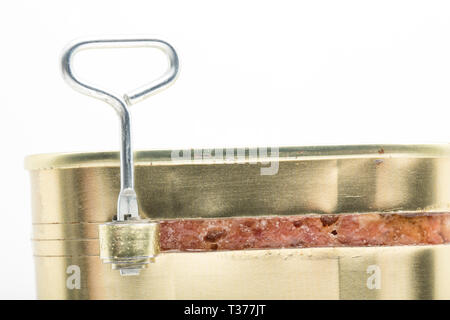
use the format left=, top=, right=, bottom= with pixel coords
left=61, top=37, right=179, bottom=221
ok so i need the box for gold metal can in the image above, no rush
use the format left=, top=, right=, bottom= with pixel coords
left=25, top=144, right=450, bottom=299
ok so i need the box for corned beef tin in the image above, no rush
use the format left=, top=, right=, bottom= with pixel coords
left=25, top=37, right=450, bottom=299
left=25, top=145, right=450, bottom=299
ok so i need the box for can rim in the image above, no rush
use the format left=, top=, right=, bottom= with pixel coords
left=24, top=143, right=450, bottom=170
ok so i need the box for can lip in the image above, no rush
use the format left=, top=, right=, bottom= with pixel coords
left=24, top=143, right=450, bottom=170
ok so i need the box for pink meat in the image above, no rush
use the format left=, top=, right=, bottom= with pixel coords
left=159, top=213, right=450, bottom=252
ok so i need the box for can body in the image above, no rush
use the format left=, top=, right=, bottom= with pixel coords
left=26, top=145, right=450, bottom=299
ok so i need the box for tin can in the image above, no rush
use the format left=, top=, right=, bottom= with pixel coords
left=25, top=145, right=450, bottom=299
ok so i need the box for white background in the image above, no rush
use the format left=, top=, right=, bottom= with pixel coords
left=2, top=0, right=450, bottom=299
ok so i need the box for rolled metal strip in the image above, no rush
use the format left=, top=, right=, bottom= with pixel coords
left=99, top=220, right=160, bottom=275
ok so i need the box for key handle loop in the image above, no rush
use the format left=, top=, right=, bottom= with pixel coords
left=61, top=37, right=179, bottom=220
